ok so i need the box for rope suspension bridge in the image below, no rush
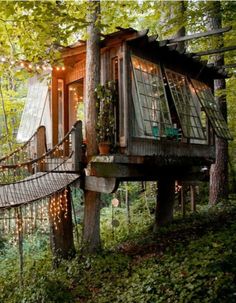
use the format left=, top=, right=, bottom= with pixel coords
left=0, top=121, right=83, bottom=236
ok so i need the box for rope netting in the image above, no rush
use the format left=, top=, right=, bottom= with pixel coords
left=0, top=153, right=80, bottom=208
left=0, top=126, right=73, bottom=184
left=0, top=122, right=83, bottom=236
left=0, top=126, right=45, bottom=165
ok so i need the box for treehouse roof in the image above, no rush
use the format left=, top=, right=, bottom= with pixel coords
left=61, top=27, right=227, bottom=86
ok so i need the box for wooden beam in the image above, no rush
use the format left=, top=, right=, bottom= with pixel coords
left=222, top=63, right=236, bottom=69
left=85, top=176, right=119, bottom=193
left=36, top=126, right=47, bottom=172
left=190, top=185, right=196, bottom=212
left=148, top=34, right=158, bottom=43
left=193, top=45, right=236, bottom=57
left=71, top=120, right=83, bottom=173
left=166, top=26, right=232, bottom=44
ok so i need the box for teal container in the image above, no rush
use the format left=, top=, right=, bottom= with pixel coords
left=152, top=126, right=159, bottom=138
left=165, top=127, right=179, bottom=138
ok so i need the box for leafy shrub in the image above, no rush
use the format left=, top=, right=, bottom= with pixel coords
left=0, top=201, right=236, bottom=303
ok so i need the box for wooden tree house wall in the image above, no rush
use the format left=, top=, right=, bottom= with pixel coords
left=50, top=28, right=231, bottom=182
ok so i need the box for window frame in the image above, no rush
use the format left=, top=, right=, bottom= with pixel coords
left=190, top=79, right=232, bottom=140
left=164, top=68, right=206, bottom=141
left=131, top=55, right=173, bottom=139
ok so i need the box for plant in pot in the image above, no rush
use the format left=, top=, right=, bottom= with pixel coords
left=95, top=81, right=117, bottom=155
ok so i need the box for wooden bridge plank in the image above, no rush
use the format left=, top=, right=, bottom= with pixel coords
left=0, top=172, right=80, bottom=208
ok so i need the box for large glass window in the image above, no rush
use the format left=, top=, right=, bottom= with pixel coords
left=131, top=56, right=172, bottom=138
left=190, top=79, right=232, bottom=140
left=165, top=69, right=206, bottom=140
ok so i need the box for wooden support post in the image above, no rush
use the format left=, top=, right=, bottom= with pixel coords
left=16, top=208, right=24, bottom=287
left=85, top=176, right=119, bottom=193
left=36, top=126, right=47, bottom=172
left=190, top=185, right=196, bottom=212
left=154, top=177, right=175, bottom=230
left=181, top=184, right=187, bottom=217
left=71, top=120, right=83, bottom=172
left=125, top=182, right=130, bottom=228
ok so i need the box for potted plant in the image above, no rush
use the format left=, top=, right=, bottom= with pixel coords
left=95, top=81, right=117, bottom=155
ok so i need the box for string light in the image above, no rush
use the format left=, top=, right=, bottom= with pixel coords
left=0, top=128, right=75, bottom=237
left=0, top=55, right=59, bottom=73
left=175, top=181, right=182, bottom=193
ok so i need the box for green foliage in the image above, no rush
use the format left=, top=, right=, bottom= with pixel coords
left=0, top=1, right=88, bottom=64
left=0, top=72, right=26, bottom=156
left=1, top=202, right=236, bottom=302
left=95, top=81, right=117, bottom=143
left=91, top=204, right=236, bottom=303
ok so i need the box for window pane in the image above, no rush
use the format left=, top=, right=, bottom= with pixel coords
left=190, top=79, right=232, bottom=140
left=165, top=69, right=206, bottom=140
left=131, top=56, right=172, bottom=138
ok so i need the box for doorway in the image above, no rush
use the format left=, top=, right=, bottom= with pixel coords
left=68, top=79, right=84, bottom=130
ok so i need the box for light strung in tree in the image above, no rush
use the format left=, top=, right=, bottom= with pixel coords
left=49, top=189, right=69, bottom=230
left=0, top=56, right=66, bottom=72
left=0, top=188, right=70, bottom=238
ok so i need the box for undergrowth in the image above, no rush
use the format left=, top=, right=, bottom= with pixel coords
left=0, top=202, right=236, bottom=302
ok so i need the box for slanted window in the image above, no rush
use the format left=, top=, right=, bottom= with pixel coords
left=165, top=69, right=206, bottom=140
left=191, top=79, right=232, bottom=140
left=131, top=56, right=172, bottom=138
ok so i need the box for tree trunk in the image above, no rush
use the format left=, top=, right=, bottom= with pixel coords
left=153, top=1, right=186, bottom=230
left=207, top=1, right=229, bottom=204
left=0, top=79, right=12, bottom=152
left=82, top=0, right=101, bottom=253
left=82, top=191, right=101, bottom=253
left=153, top=177, right=175, bottom=231
left=174, top=1, right=186, bottom=53
left=49, top=189, right=75, bottom=266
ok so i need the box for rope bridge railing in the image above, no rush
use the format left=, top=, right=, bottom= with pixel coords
left=0, top=126, right=46, bottom=165
left=0, top=152, right=80, bottom=208
left=0, top=121, right=83, bottom=239
left=0, top=153, right=81, bottom=235
left=0, top=158, right=80, bottom=236
left=0, top=121, right=83, bottom=185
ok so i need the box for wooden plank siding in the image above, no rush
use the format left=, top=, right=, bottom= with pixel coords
left=65, top=60, right=85, bottom=84
left=129, top=137, right=215, bottom=160
left=47, top=29, right=228, bottom=182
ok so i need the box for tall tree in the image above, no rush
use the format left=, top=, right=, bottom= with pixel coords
left=154, top=1, right=186, bottom=229
left=82, top=0, right=101, bottom=253
left=206, top=1, right=229, bottom=204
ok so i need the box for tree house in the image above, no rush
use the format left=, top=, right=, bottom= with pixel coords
left=18, top=28, right=231, bottom=193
